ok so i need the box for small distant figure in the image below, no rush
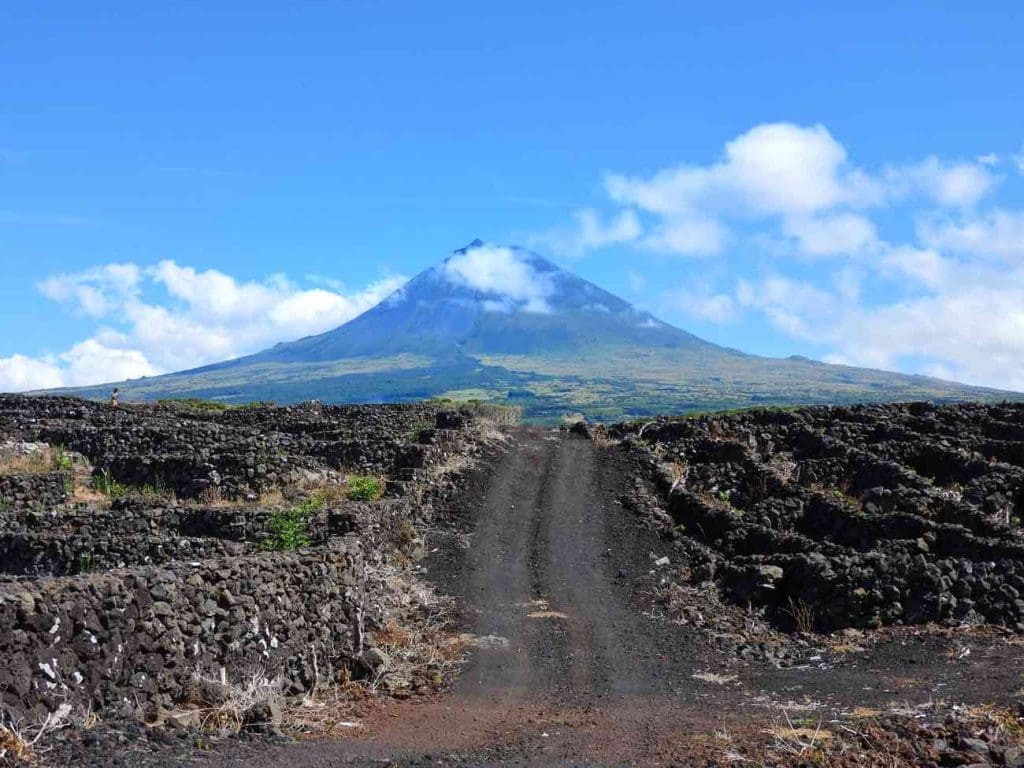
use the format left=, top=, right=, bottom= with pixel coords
left=110, top=388, right=120, bottom=409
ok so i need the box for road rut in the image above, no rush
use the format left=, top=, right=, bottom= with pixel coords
left=204, top=428, right=1024, bottom=767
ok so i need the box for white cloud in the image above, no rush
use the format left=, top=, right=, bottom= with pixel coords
left=602, top=122, right=887, bottom=257
left=529, top=121, right=1023, bottom=390
left=878, top=246, right=955, bottom=291
left=918, top=210, right=1024, bottom=263
left=573, top=209, right=642, bottom=251
left=719, top=123, right=860, bottom=214
left=782, top=213, right=878, bottom=256
left=531, top=208, right=643, bottom=257
left=736, top=275, right=842, bottom=340
left=37, top=263, right=141, bottom=318
left=566, top=122, right=1000, bottom=260
left=150, top=261, right=280, bottom=320
left=607, top=123, right=873, bottom=220
left=831, top=278, right=1024, bottom=390
left=642, top=216, right=726, bottom=256
left=443, top=244, right=554, bottom=313
left=0, top=261, right=408, bottom=392
left=0, top=355, right=65, bottom=392
left=885, top=156, right=997, bottom=208
left=61, top=339, right=160, bottom=385
left=735, top=264, right=1024, bottom=391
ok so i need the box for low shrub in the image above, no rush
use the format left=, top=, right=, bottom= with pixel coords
left=157, top=397, right=230, bottom=411
left=261, top=507, right=311, bottom=551
left=260, top=494, right=324, bottom=551
left=346, top=475, right=382, bottom=502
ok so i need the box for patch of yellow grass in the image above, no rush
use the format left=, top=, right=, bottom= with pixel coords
left=0, top=452, right=51, bottom=477
left=847, top=706, right=882, bottom=719
left=770, top=726, right=833, bottom=743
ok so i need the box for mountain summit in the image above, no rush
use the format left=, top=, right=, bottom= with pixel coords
left=240, top=240, right=719, bottom=364
left=54, top=241, right=1018, bottom=420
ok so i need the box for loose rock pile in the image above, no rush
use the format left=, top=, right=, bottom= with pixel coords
left=609, top=402, right=1024, bottom=632
left=0, top=395, right=486, bottom=730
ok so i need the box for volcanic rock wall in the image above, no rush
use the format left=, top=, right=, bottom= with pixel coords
left=0, top=395, right=442, bottom=499
left=0, top=395, right=485, bottom=722
left=610, top=401, right=1024, bottom=632
left=0, top=542, right=365, bottom=719
left=0, top=472, right=70, bottom=513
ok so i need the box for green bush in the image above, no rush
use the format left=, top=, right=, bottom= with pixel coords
left=261, top=507, right=311, bottom=551
left=260, top=494, right=324, bottom=551
left=139, top=479, right=169, bottom=500
left=157, top=397, right=276, bottom=411
left=346, top=475, right=382, bottom=501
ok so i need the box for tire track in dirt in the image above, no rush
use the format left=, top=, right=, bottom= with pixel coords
left=200, top=428, right=1024, bottom=768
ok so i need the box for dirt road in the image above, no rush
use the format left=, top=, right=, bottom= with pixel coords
left=205, top=429, right=1024, bottom=767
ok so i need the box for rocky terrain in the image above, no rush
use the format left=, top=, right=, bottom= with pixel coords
left=3, top=397, right=1024, bottom=767
left=0, top=395, right=501, bottom=766
left=605, top=401, right=1024, bottom=634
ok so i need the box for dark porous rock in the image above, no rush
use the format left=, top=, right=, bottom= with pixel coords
left=610, top=401, right=1024, bottom=632
left=0, top=393, right=492, bottom=725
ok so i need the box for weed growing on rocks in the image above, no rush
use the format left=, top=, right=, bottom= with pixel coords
left=50, top=445, right=73, bottom=471
left=261, top=494, right=325, bottom=551
left=0, top=703, right=76, bottom=767
left=183, top=672, right=284, bottom=735
left=346, top=475, right=382, bottom=501
left=89, top=470, right=127, bottom=499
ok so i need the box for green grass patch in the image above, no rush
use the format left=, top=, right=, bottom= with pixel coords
left=158, top=397, right=231, bottom=411
left=51, top=445, right=74, bottom=471
left=346, top=475, right=383, bottom=501
left=90, top=471, right=128, bottom=499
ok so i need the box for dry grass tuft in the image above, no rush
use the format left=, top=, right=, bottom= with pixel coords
left=0, top=453, right=51, bottom=477
left=360, top=565, right=468, bottom=696
left=283, top=566, right=468, bottom=737
left=785, top=596, right=816, bottom=634
left=255, top=487, right=284, bottom=506
left=184, top=672, right=283, bottom=734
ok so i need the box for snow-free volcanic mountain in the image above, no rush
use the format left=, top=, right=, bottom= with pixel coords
left=55, top=241, right=1019, bottom=420
left=240, top=240, right=717, bottom=362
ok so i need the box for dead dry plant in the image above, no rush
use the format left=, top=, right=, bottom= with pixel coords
left=184, top=671, right=284, bottom=734
left=785, top=596, right=817, bottom=634
left=362, top=566, right=467, bottom=695
left=284, top=569, right=467, bottom=736
left=1, top=703, right=76, bottom=767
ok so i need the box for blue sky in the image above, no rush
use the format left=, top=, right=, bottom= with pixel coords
left=2, top=2, right=1023, bottom=391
